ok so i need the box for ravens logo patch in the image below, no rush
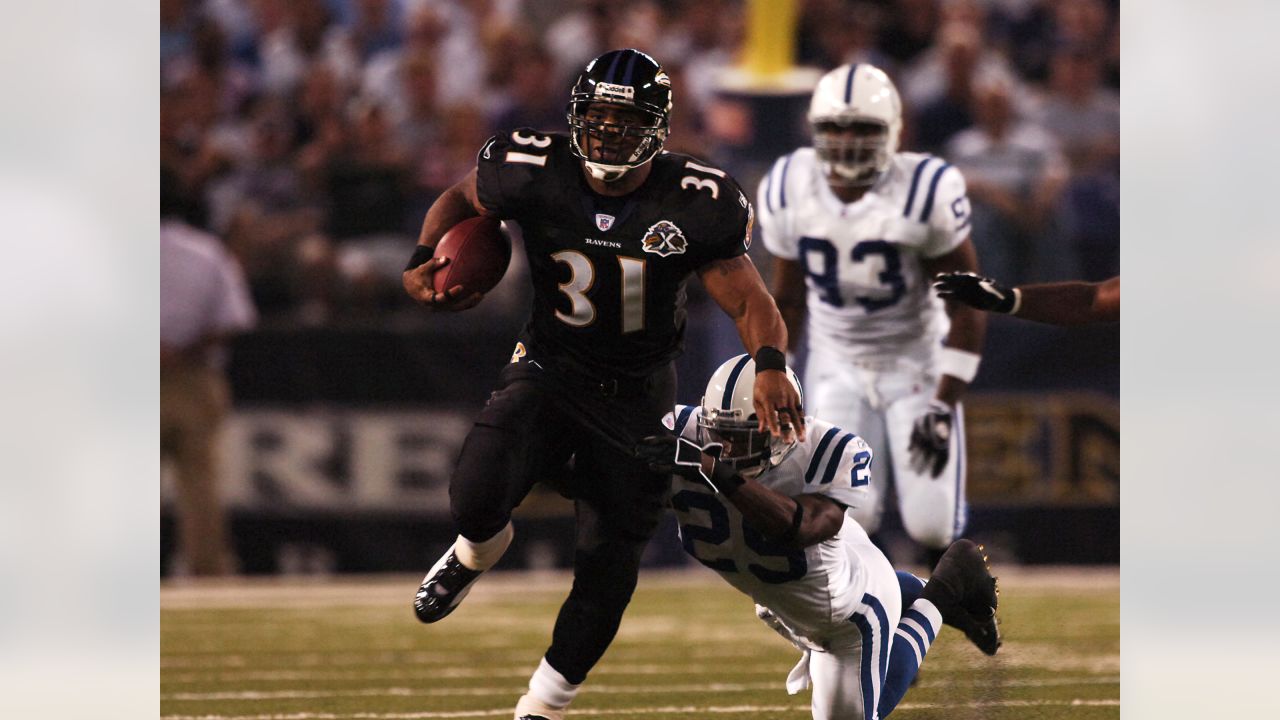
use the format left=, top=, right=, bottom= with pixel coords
left=641, top=220, right=688, bottom=257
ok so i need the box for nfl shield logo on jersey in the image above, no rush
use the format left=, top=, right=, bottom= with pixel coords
left=595, top=214, right=615, bottom=232
left=641, top=220, right=688, bottom=257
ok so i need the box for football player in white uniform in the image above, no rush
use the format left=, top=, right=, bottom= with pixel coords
left=758, top=63, right=987, bottom=562
left=634, top=355, right=1000, bottom=720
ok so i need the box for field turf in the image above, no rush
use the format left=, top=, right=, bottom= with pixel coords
left=162, top=567, right=1118, bottom=719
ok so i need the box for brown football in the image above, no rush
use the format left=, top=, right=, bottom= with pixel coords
left=431, top=217, right=512, bottom=297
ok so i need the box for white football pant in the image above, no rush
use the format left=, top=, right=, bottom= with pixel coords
left=804, top=345, right=967, bottom=549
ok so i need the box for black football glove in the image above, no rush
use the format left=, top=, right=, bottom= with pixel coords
left=634, top=434, right=743, bottom=495
left=908, top=401, right=953, bottom=478
left=932, top=272, right=1018, bottom=313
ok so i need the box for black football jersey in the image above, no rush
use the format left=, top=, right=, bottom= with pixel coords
left=475, top=129, right=753, bottom=377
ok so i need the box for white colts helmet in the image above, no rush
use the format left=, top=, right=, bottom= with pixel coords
left=698, top=354, right=804, bottom=479
left=807, top=63, right=903, bottom=187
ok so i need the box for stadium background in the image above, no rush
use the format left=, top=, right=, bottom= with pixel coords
left=160, top=0, right=1119, bottom=576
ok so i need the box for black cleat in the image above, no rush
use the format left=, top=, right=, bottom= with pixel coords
left=413, top=549, right=482, bottom=623
left=922, top=539, right=1001, bottom=655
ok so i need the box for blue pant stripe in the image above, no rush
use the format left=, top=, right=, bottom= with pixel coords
left=850, top=611, right=878, bottom=720
left=864, top=593, right=890, bottom=682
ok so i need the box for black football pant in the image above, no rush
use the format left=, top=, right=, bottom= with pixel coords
left=448, top=353, right=675, bottom=684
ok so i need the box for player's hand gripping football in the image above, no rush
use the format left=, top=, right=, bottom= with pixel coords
left=754, top=371, right=806, bottom=442
left=634, top=434, right=742, bottom=495
left=402, top=257, right=484, bottom=311
left=908, top=400, right=953, bottom=478
left=932, top=272, right=1017, bottom=313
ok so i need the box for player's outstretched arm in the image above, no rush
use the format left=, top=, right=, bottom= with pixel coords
left=403, top=168, right=491, bottom=311
left=770, top=256, right=808, bottom=365
left=933, top=273, right=1120, bottom=325
left=699, top=255, right=806, bottom=441
left=634, top=434, right=841, bottom=548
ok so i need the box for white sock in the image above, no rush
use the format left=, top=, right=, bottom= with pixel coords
left=527, top=657, right=581, bottom=709
left=454, top=522, right=513, bottom=571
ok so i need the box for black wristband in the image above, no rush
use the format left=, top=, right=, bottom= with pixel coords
left=776, top=501, right=805, bottom=544
left=709, top=459, right=745, bottom=496
left=404, top=244, right=435, bottom=272
left=755, top=345, right=786, bottom=372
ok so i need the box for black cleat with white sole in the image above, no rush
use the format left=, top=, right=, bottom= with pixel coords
left=413, top=549, right=482, bottom=624
left=922, top=539, right=1002, bottom=655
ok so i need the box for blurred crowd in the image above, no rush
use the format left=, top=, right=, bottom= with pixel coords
left=161, top=0, right=1119, bottom=326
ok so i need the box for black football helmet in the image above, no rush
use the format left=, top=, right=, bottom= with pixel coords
left=566, top=48, right=672, bottom=182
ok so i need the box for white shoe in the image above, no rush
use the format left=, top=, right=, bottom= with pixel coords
left=514, top=693, right=566, bottom=720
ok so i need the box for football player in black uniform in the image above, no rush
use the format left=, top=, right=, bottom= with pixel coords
left=402, top=49, right=804, bottom=720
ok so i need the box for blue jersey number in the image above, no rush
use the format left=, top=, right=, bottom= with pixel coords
left=671, top=489, right=808, bottom=583
left=798, top=237, right=906, bottom=312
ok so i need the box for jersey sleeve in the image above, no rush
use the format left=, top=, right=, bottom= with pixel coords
left=705, top=178, right=753, bottom=263
left=474, top=128, right=556, bottom=218
left=796, top=421, right=873, bottom=510
left=757, top=154, right=799, bottom=260
left=919, top=164, right=971, bottom=259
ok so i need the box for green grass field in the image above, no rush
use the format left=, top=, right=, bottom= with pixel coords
left=161, top=567, right=1118, bottom=719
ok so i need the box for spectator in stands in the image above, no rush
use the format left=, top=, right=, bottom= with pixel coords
left=900, top=1, right=1012, bottom=113
left=256, top=0, right=358, bottom=98
left=1030, top=42, right=1119, bottom=176
left=877, top=0, right=939, bottom=68
left=348, top=0, right=405, bottom=62
left=214, top=97, right=326, bottom=317
left=800, top=1, right=892, bottom=72
left=1030, top=41, right=1120, bottom=280
left=946, top=71, right=1068, bottom=284
left=911, top=20, right=981, bottom=153
left=489, top=38, right=563, bottom=134
left=161, top=173, right=257, bottom=576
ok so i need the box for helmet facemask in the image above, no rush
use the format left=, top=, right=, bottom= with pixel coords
left=567, top=100, right=668, bottom=182
left=812, top=118, right=891, bottom=187
left=697, top=406, right=798, bottom=480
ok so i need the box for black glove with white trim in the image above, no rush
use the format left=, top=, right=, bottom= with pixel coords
left=634, top=434, right=743, bottom=495
left=932, top=272, right=1018, bottom=313
left=908, top=401, right=953, bottom=478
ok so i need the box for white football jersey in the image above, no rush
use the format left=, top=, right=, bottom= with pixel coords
left=663, top=405, right=877, bottom=637
left=758, top=149, right=972, bottom=361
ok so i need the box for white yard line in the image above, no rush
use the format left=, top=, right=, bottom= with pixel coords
left=161, top=567, right=1118, bottom=610
left=161, top=698, right=1121, bottom=719
left=164, top=676, right=1120, bottom=702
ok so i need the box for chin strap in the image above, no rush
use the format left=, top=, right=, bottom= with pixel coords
left=583, top=161, right=631, bottom=182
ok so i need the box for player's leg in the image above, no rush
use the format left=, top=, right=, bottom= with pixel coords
left=878, top=591, right=943, bottom=716
left=515, top=366, right=675, bottom=717
left=806, top=351, right=889, bottom=534
left=808, top=530, right=903, bottom=720
left=884, top=390, right=966, bottom=553
left=415, top=371, right=572, bottom=623
left=166, top=367, right=234, bottom=576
